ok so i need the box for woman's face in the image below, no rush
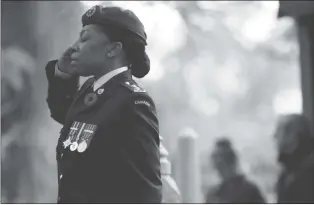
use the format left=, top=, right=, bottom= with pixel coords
left=70, top=24, right=113, bottom=77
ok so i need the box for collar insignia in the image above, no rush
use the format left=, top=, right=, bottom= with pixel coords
left=124, top=81, right=146, bottom=93
left=97, top=88, right=104, bottom=95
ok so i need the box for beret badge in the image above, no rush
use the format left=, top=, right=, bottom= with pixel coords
left=86, top=5, right=97, bottom=17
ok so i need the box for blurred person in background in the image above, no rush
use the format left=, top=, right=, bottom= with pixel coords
left=274, top=114, right=314, bottom=203
left=45, top=5, right=162, bottom=203
left=1, top=46, right=35, bottom=202
left=205, top=138, right=265, bottom=204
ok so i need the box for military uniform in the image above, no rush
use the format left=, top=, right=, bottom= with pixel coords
left=45, top=60, right=162, bottom=203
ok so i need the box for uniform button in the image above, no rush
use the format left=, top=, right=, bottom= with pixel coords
left=60, top=174, right=63, bottom=179
left=61, top=153, right=63, bottom=158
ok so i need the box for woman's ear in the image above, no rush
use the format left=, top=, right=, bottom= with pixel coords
left=114, top=42, right=123, bottom=51
left=108, top=42, right=123, bottom=58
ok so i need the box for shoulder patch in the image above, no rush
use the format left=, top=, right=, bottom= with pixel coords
left=122, top=81, right=146, bottom=93
left=134, top=100, right=151, bottom=107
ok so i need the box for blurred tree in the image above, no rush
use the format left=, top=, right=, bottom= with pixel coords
left=1, top=1, right=37, bottom=203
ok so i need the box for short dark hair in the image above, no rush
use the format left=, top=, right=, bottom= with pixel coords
left=214, top=137, right=238, bottom=165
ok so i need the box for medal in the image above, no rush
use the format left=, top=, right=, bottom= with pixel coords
left=69, top=122, right=86, bottom=151
left=70, top=142, right=78, bottom=151
left=63, top=138, right=72, bottom=148
left=77, top=141, right=88, bottom=153
left=84, top=93, right=98, bottom=106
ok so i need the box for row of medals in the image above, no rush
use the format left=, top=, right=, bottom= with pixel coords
left=63, top=88, right=105, bottom=153
left=63, top=125, right=90, bottom=153
left=64, top=135, right=88, bottom=153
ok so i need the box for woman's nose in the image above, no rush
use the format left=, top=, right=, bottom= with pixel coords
left=70, top=46, right=78, bottom=53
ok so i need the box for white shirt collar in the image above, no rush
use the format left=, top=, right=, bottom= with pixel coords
left=93, top=66, right=128, bottom=91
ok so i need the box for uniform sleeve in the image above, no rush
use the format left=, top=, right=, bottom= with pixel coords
left=45, top=60, right=79, bottom=124
left=120, top=93, right=162, bottom=201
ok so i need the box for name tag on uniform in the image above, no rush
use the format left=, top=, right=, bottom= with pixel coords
left=63, top=121, right=97, bottom=153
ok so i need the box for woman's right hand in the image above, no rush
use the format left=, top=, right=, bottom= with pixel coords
left=57, top=47, right=77, bottom=76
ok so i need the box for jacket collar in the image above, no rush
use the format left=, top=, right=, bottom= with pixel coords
left=93, top=66, right=128, bottom=91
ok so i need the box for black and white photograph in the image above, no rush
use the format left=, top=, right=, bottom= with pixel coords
left=1, top=1, right=314, bottom=204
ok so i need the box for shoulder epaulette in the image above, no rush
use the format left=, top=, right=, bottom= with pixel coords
left=122, top=81, right=146, bottom=93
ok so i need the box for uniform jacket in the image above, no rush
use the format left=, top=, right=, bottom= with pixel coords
left=45, top=60, right=162, bottom=203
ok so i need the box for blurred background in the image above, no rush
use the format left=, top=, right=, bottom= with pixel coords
left=2, top=1, right=313, bottom=203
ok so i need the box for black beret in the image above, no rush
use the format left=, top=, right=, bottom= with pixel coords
left=82, top=5, right=147, bottom=45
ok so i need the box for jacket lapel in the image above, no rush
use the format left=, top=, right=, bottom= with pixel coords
left=65, top=70, right=132, bottom=122
left=64, top=78, right=94, bottom=123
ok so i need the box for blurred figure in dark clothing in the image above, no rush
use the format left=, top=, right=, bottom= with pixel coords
left=274, top=114, right=314, bottom=203
left=205, top=138, right=265, bottom=204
